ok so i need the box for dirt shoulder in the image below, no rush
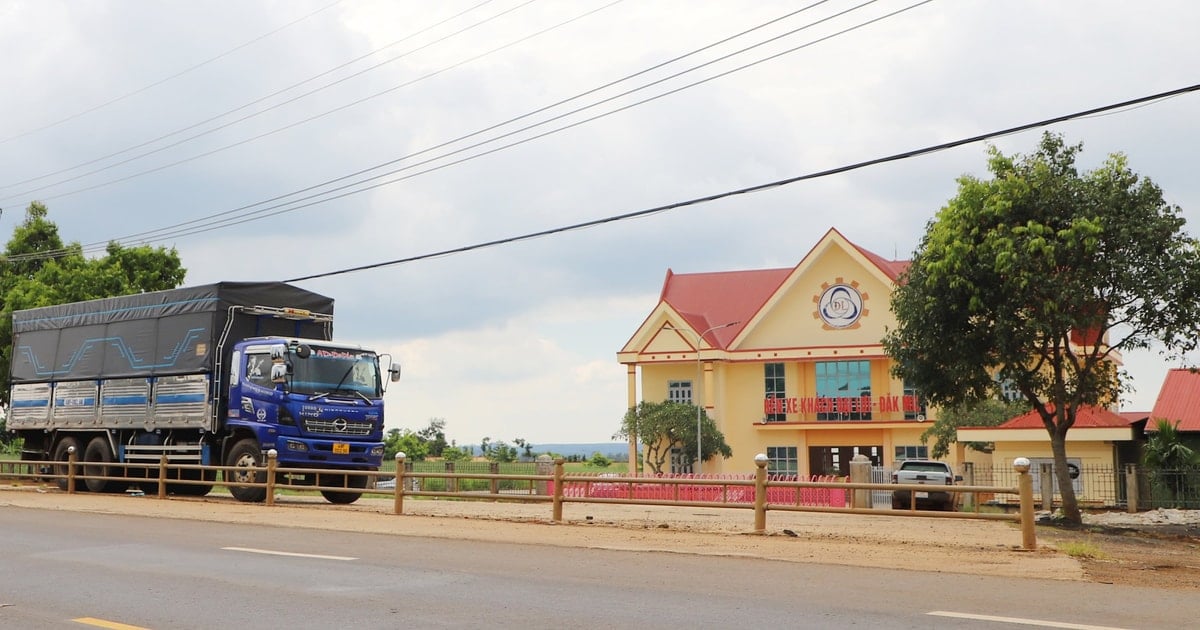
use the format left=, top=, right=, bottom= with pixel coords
left=2, top=486, right=1195, bottom=590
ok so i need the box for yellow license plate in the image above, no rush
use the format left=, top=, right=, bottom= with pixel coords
left=333, top=442, right=350, bottom=454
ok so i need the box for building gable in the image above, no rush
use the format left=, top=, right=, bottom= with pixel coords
left=732, top=229, right=901, bottom=353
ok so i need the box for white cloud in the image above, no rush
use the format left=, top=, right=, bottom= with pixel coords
left=1, top=0, right=1198, bottom=440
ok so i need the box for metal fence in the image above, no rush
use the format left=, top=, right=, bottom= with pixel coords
left=964, top=463, right=1200, bottom=510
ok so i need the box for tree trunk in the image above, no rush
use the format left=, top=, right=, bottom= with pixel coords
left=1049, top=430, right=1081, bottom=525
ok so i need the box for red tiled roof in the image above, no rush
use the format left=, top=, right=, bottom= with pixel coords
left=660, top=268, right=790, bottom=348
left=847, top=238, right=910, bottom=281
left=1148, top=368, right=1200, bottom=432
left=997, top=405, right=1133, bottom=430
left=658, top=230, right=909, bottom=349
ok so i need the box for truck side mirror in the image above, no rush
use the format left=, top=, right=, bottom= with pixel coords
left=270, top=363, right=290, bottom=383
left=389, top=363, right=402, bottom=383
left=292, top=343, right=311, bottom=359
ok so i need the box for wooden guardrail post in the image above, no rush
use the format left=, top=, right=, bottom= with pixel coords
left=489, top=462, right=500, bottom=495
left=394, top=453, right=406, bottom=515
left=158, top=454, right=169, bottom=499
left=552, top=458, right=564, bottom=522
left=67, top=446, right=77, bottom=494
left=266, top=449, right=278, bottom=506
left=1014, top=457, right=1036, bottom=551
left=753, top=454, right=768, bottom=533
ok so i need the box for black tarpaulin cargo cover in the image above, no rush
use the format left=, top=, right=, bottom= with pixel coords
left=10, top=281, right=334, bottom=382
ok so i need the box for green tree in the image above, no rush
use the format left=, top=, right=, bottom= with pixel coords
left=416, top=418, right=448, bottom=457
left=440, top=445, right=471, bottom=462
left=921, top=398, right=1030, bottom=460
left=883, top=133, right=1200, bottom=525
left=0, top=202, right=186, bottom=404
left=588, top=451, right=612, bottom=468
left=615, top=401, right=732, bottom=474
left=483, top=440, right=517, bottom=463
left=1143, top=419, right=1200, bottom=508
left=383, top=428, right=428, bottom=461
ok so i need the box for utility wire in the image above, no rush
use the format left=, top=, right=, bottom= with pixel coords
left=18, top=0, right=880, bottom=255
left=282, top=82, right=1200, bottom=283
left=0, top=0, right=344, bottom=146
left=114, top=0, right=919, bottom=246
left=0, top=0, right=545, bottom=202
left=0, top=0, right=500, bottom=192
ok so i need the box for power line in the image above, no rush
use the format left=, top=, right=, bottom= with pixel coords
left=14, top=0, right=888, bottom=257
left=0, top=0, right=546, bottom=202
left=282, top=82, right=1200, bottom=283
left=0, top=0, right=344, bottom=146
left=0, top=0, right=501, bottom=192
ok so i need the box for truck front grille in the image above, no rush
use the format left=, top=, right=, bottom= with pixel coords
left=302, top=417, right=373, bottom=436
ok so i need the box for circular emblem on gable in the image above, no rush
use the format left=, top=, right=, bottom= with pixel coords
left=818, top=283, right=863, bottom=328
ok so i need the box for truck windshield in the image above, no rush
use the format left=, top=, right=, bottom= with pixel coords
left=290, top=347, right=381, bottom=398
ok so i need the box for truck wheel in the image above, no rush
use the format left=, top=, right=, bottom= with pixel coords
left=225, top=439, right=267, bottom=503
left=52, top=436, right=84, bottom=491
left=319, top=473, right=367, bottom=505
left=83, top=437, right=120, bottom=493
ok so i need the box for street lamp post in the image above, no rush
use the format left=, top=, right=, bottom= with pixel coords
left=666, top=321, right=739, bottom=475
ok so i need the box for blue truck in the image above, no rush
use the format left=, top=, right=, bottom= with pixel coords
left=6, top=281, right=399, bottom=504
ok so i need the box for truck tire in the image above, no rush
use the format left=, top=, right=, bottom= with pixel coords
left=169, top=467, right=216, bottom=497
left=83, top=436, right=121, bottom=493
left=318, top=473, right=367, bottom=505
left=52, top=436, right=84, bottom=491
left=225, top=439, right=267, bottom=503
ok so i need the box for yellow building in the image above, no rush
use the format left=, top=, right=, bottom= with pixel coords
left=619, top=229, right=937, bottom=476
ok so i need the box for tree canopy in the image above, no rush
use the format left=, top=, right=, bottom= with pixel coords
left=615, top=400, right=732, bottom=474
left=883, top=133, right=1200, bottom=524
left=0, top=202, right=186, bottom=406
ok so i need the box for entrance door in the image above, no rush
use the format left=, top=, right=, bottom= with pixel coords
left=808, top=445, right=882, bottom=476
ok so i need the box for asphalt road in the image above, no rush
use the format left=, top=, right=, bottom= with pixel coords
left=2, top=507, right=1196, bottom=629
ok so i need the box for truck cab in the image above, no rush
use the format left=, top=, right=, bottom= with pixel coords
left=224, top=337, right=399, bottom=503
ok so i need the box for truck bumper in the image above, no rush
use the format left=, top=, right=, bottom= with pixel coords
left=272, top=437, right=384, bottom=469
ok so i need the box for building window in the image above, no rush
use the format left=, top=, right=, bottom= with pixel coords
left=815, top=360, right=872, bottom=420
left=894, top=445, right=928, bottom=461
left=766, top=446, right=798, bottom=476
left=997, top=376, right=1022, bottom=402
left=667, top=380, right=693, bottom=404
left=902, top=382, right=927, bottom=420
left=764, top=363, right=786, bottom=422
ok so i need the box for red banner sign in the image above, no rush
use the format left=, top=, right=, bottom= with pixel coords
left=764, top=395, right=923, bottom=415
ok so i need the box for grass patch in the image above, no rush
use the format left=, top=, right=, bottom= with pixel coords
left=1058, top=540, right=1109, bottom=560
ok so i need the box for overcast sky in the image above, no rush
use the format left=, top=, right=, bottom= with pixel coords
left=2, top=0, right=1198, bottom=446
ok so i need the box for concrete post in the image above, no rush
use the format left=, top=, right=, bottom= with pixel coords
left=1125, top=463, right=1139, bottom=514
left=1039, top=462, right=1054, bottom=512
left=849, top=454, right=872, bottom=509
left=535, top=454, right=553, bottom=495
left=67, top=446, right=77, bottom=494
left=552, top=458, right=565, bottom=522
left=158, top=454, right=169, bottom=499
left=961, top=462, right=976, bottom=510
left=1014, top=457, right=1037, bottom=551
left=489, top=462, right=500, bottom=495
left=266, top=449, right=278, bottom=507
left=753, top=454, right=768, bottom=533
left=394, top=453, right=406, bottom=515
left=445, top=461, right=457, bottom=493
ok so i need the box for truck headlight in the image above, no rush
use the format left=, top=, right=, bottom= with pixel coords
left=370, top=445, right=385, bottom=457
left=285, top=440, right=308, bottom=452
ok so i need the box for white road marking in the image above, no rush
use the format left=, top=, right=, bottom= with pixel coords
left=222, top=546, right=357, bottom=561
left=928, top=611, right=1132, bottom=630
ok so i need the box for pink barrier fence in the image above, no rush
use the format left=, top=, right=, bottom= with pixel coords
left=555, top=474, right=847, bottom=508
